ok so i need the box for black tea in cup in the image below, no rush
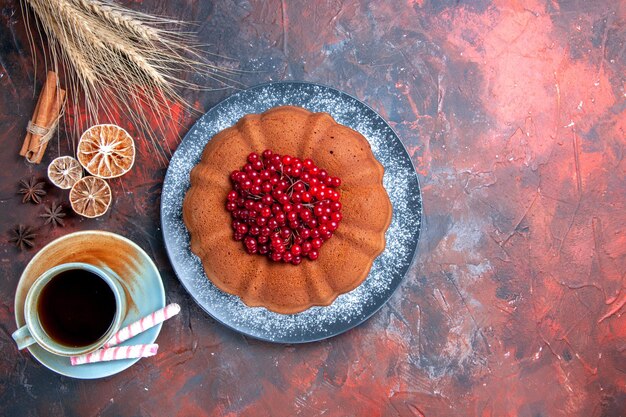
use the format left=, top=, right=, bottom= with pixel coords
left=37, top=269, right=117, bottom=348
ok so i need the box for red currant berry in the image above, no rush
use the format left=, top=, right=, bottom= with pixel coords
left=287, top=211, right=298, bottom=222
left=278, top=194, right=290, bottom=205
left=252, top=160, right=263, bottom=171
left=267, top=218, right=278, bottom=229
left=228, top=150, right=341, bottom=264
left=299, top=209, right=312, bottom=222
left=299, top=228, right=311, bottom=240
left=293, top=182, right=305, bottom=193
left=260, top=207, right=271, bottom=218
left=277, top=179, right=289, bottom=190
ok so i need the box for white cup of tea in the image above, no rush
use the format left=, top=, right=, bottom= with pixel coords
left=12, top=262, right=127, bottom=357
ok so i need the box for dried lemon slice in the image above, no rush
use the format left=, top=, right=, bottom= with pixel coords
left=69, top=176, right=112, bottom=218
left=77, top=124, right=135, bottom=179
left=48, top=156, right=83, bottom=189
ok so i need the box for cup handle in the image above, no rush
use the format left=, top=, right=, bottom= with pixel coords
left=12, top=326, right=36, bottom=350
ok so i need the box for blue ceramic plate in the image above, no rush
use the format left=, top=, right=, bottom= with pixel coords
left=161, top=82, right=421, bottom=343
left=14, top=231, right=166, bottom=379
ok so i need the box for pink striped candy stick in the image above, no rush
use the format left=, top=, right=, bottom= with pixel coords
left=104, top=303, right=180, bottom=348
left=71, top=344, right=159, bottom=366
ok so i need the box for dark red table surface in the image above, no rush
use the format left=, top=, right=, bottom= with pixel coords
left=1, top=0, right=625, bottom=416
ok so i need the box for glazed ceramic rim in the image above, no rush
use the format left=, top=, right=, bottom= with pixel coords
left=22, top=262, right=127, bottom=357
left=14, top=230, right=166, bottom=378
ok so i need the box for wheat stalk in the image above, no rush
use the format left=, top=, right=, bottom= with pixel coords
left=21, top=0, right=239, bottom=160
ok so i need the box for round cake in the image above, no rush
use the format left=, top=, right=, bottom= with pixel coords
left=182, top=105, right=392, bottom=314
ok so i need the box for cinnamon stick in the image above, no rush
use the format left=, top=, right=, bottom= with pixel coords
left=20, top=71, right=65, bottom=164
left=30, top=87, right=65, bottom=164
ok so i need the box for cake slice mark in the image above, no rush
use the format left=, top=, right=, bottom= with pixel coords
left=238, top=268, right=268, bottom=302
left=337, top=186, right=391, bottom=232
left=299, top=113, right=337, bottom=156
left=333, top=224, right=386, bottom=258
left=190, top=227, right=231, bottom=260
left=303, top=262, right=337, bottom=299
left=237, top=115, right=267, bottom=152
left=190, top=165, right=230, bottom=189
left=218, top=257, right=260, bottom=296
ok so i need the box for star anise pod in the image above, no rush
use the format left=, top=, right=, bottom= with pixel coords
left=40, top=201, right=66, bottom=228
left=18, top=177, right=46, bottom=204
left=9, top=224, right=37, bottom=251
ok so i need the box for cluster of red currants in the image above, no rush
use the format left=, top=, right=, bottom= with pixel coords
left=226, top=150, right=343, bottom=265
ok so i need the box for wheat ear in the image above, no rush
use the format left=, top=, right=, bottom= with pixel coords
left=22, top=0, right=240, bottom=160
